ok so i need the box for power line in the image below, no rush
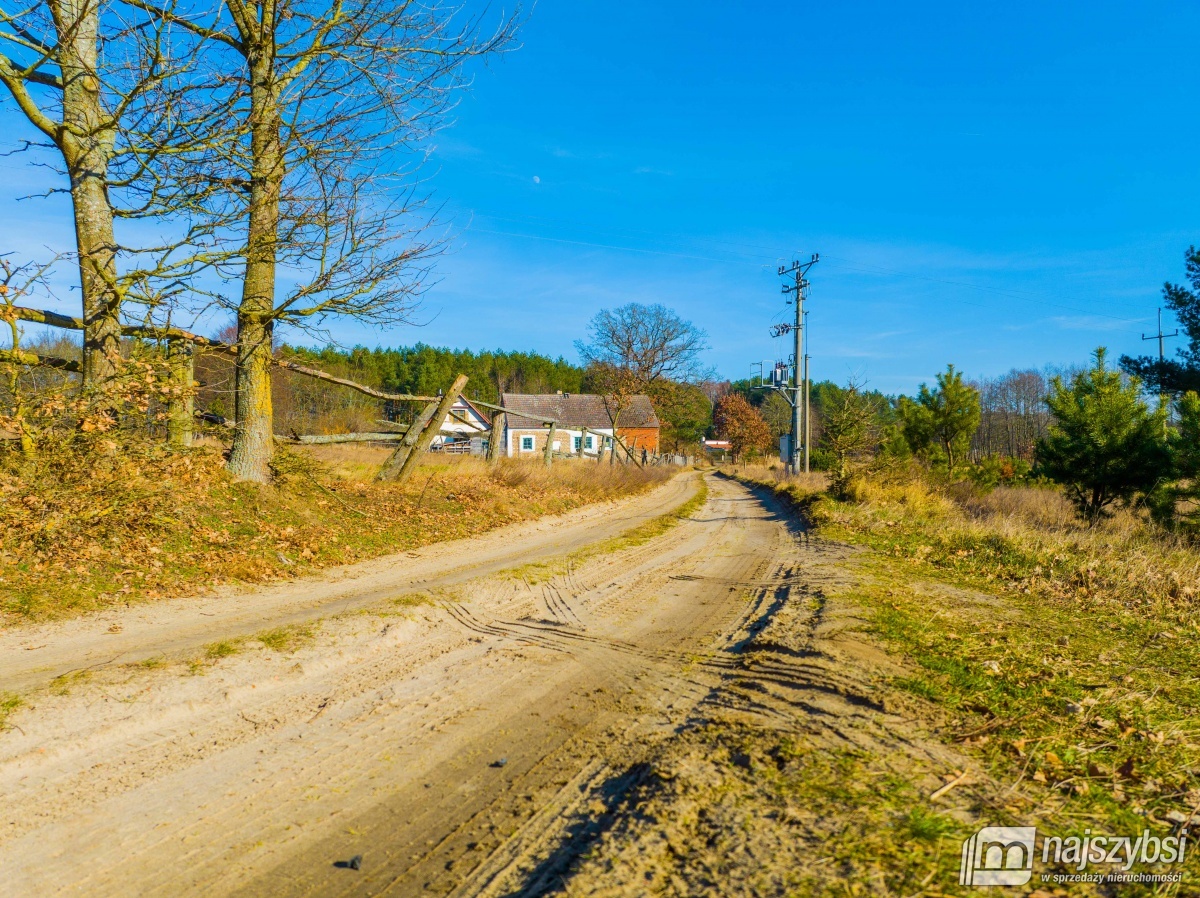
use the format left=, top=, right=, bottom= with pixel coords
left=819, top=256, right=1140, bottom=323
left=459, top=222, right=1145, bottom=323
left=1142, top=307, right=1180, bottom=362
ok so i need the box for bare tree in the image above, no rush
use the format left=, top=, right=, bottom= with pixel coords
left=576, top=303, right=709, bottom=387
left=119, top=0, right=519, bottom=481
left=1, top=0, right=127, bottom=382
left=0, top=0, right=214, bottom=384
left=969, top=368, right=1051, bottom=461
left=577, top=303, right=709, bottom=454
left=759, top=390, right=792, bottom=440
left=1, top=256, right=62, bottom=453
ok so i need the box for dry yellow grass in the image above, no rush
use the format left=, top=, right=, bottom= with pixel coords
left=299, top=443, right=393, bottom=480
left=0, top=440, right=671, bottom=621
left=732, top=461, right=829, bottom=493
left=711, top=466, right=1200, bottom=891
left=957, top=483, right=1078, bottom=528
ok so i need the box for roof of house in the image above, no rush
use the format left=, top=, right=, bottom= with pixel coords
left=500, top=393, right=660, bottom=430
left=449, top=397, right=490, bottom=427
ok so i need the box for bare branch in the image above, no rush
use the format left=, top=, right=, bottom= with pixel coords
left=0, top=347, right=81, bottom=372
left=0, top=52, right=59, bottom=139
left=117, top=0, right=242, bottom=50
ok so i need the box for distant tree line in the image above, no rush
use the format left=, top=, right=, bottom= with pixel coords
left=703, top=245, right=1200, bottom=530
left=968, top=369, right=1052, bottom=461
left=197, top=343, right=586, bottom=435
left=192, top=310, right=716, bottom=455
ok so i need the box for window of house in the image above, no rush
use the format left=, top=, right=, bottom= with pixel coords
left=573, top=436, right=582, bottom=451
left=520, top=436, right=534, bottom=451
left=585, top=436, right=594, bottom=449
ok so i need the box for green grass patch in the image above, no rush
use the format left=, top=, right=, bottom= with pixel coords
left=391, top=592, right=434, bottom=608
left=806, top=485, right=1200, bottom=893
left=49, top=669, right=91, bottom=695
left=0, top=692, right=23, bottom=729
left=255, top=624, right=316, bottom=653
left=204, top=638, right=244, bottom=660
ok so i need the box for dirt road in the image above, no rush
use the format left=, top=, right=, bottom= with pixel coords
left=0, top=473, right=697, bottom=693
left=0, top=473, right=943, bottom=896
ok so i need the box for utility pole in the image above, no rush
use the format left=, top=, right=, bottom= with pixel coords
left=803, top=353, right=811, bottom=473
left=772, top=253, right=819, bottom=474
left=803, top=309, right=811, bottom=474
left=1142, top=307, right=1180, bottom=363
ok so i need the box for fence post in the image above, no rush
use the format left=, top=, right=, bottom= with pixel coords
left=166, top=341, right=194, bottom=449
left=543, top=421, right=556, bottom=468
left=487, top=411, right=505, bottom=463
left=377, top=374, right=468, bottom=483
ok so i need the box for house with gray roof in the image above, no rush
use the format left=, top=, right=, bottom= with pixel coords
left=500, top=392, right=660, bottom=458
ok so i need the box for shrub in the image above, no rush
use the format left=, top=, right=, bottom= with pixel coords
left=1036, top=348, right=1170, bottom=525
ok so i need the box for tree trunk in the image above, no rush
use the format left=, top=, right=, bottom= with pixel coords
left=227, top=313, right=274, bottom=481
left=56, top=0, right=121, bottom=385
left=608, top=409, right=621, bottom=467
left=166, top=341, right=194, bottom=449
left=228, top=47, right=282, bottom=482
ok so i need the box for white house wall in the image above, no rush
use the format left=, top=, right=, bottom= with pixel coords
left=506, top=427, right=614, bottom=458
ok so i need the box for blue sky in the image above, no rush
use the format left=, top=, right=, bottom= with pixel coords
left=4, top=0, right=1200, bottom=393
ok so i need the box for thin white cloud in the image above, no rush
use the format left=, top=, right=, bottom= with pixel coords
left=1050, top=314, right=1146, bottom=332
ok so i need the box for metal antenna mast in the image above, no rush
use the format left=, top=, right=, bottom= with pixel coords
left=1142, top=307, right=1180, bottom=363
left=772, top=253, right=819, bottom=474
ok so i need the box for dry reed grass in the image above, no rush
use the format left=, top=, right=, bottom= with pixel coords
left=295, top=445, right=673, bottom=498
left=734, top=458, right=1200, bottom=617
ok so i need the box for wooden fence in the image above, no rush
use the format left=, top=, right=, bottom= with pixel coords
left=6, top=303, right=691, bottom=479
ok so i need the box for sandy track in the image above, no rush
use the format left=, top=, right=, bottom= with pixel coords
left=0, top=473, right=913, bottom=896
left=0, top=472, right=697, bottom=693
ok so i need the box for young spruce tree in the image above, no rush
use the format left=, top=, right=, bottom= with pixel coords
left=1036, top=348, right=1170, bottom=525
left=898, top=364, right=981, bottom=474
